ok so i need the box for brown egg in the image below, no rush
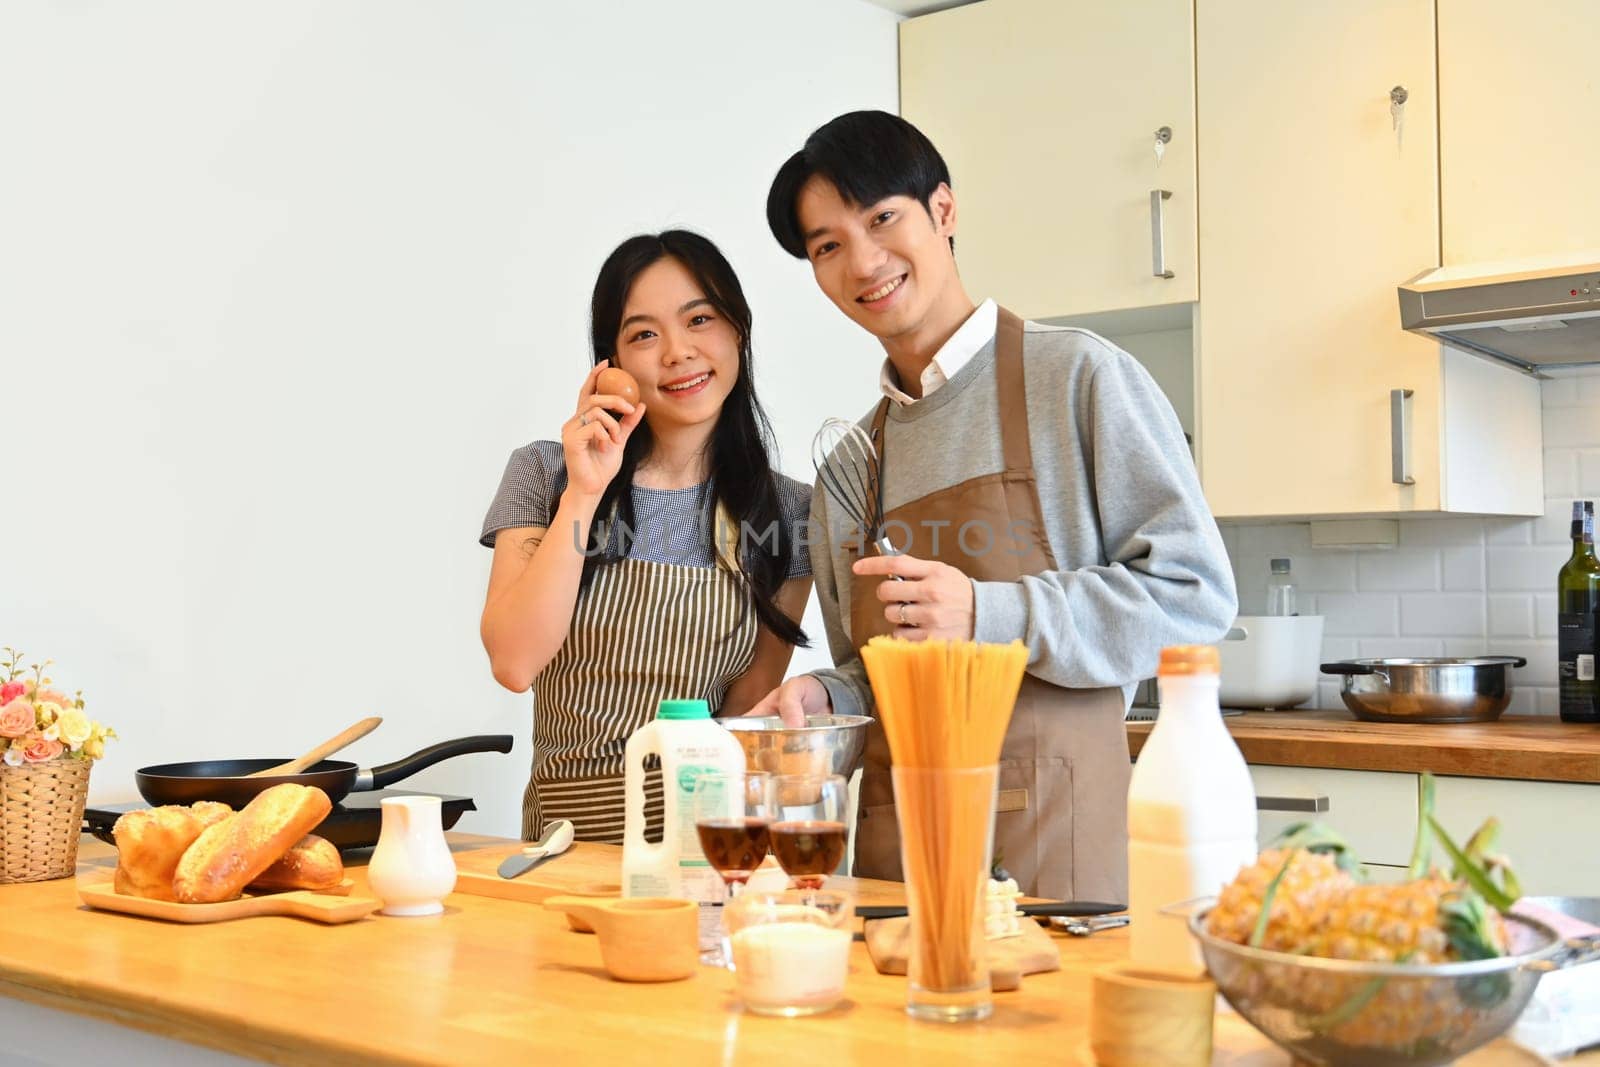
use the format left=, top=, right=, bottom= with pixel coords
left=596, top=367, right=640, bottom=406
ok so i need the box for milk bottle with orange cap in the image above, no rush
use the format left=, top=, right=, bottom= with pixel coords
left=1127, top=644, right=1258, bottom=975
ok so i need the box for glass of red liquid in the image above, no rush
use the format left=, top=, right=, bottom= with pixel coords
left=770, top=773, right=849, bottom=891
left=693, top=771, right=776, bottom=967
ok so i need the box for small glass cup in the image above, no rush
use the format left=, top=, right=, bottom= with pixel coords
left=725, top=887, right=855, bottom=1017
left=693, top=771, right=776, bottom=967
left=771, top=773, right=849, bottom=890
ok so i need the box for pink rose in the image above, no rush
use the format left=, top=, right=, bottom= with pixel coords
left=21, top=736, right=63, bottom=763
left=0, top=682, right=24, bottom=704
left=0, top=699, right=34, bottom=738
left=37, top=689, right=71, bottom=709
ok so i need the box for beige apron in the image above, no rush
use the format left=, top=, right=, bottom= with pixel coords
left=527, top=555, right=756, bottom=844
left=849, top=308, right=1132, bottom=903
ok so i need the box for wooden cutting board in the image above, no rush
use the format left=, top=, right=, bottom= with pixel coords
left=451, top=842, right=625, bottom=904
left=78, top=880, right=378, bottom=925
left=449, top=841, right=906, bottom=908
left=863, top=915, right=1060, bottom=989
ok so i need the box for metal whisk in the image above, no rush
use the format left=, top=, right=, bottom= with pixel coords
left=811, top=417, right=902, bottom=564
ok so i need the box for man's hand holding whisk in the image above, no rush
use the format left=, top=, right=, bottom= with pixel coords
left=853, top=553, right=974, bottom=641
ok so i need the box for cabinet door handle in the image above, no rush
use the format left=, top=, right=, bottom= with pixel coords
left=1150, top=189, right=1175, bottom=279
left=1391, top=387, right=1416, bottom=486
left=1256, top=794, right=1329, bottom=814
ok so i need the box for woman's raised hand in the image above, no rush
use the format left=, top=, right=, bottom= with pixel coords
left=562, top=360, right=646, bottom=498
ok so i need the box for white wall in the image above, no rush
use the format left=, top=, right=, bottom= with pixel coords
left=0, top=1, right=898, bottom=834
left=1222, top=369, right=1600, bottom=716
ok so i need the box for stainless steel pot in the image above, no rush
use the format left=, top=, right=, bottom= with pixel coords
left=1320, top=657, right=1527, bottom=723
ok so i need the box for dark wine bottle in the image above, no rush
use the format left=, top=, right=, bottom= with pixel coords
left=1557, top=500, right=1600, bottom=723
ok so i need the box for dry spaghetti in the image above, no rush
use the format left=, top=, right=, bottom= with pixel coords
left=859, top=637, right=1028, bottom=999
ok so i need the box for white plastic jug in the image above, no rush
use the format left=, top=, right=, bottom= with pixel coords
left=621, top=699, right=745, bottom=903
left=367, top=794, right=458, bottom=916
left=1127, top=645, right=1258, bottom=975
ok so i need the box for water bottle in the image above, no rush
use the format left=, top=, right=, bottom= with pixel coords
left=1267, top=558, right=1296, bottom=617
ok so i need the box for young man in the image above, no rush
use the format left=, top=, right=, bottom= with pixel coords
left=748, top=110, right=1237, bottom=902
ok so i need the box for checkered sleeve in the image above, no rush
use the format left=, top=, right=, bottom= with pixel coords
left=479, top=441, right=565, bottom=548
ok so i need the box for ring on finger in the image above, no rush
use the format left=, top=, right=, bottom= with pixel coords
left=579, top=413, right=590, bottom=427
left=897, top=602, right=911, bottom=627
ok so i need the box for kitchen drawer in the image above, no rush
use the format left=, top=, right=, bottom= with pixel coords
left=1432, top=776, right=1600, bottom=897
left=1250, top=765, right=1420, bottom=868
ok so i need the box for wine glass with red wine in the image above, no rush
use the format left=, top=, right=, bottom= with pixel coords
left=692, top=771, right=776, bottom=967
left=771, top=774, right=849, bottom=891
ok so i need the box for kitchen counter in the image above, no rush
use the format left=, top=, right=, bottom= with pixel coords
left=1128, top=711, right=1600, bottom=784
left=6, top=834, right=1553, bottom=1067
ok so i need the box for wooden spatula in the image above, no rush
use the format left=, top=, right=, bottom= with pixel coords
left=246, top=717, right=383, bottom=777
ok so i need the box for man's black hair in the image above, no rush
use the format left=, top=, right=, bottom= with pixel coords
left=766, top=110, right=953, bottom=259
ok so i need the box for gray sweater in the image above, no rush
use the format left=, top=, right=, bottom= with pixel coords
left=810, top=319, right=1237, bottom=716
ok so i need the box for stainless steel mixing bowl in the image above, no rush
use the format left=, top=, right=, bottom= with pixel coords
left=721, top=715, right=871, bottom=778
left=1188, top=902, right=1567, bottom=1066
left=1320, top=657, right=1527, bottom=723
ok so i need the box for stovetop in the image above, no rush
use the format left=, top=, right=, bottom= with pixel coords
left=83, top=790, right=476, bottom=853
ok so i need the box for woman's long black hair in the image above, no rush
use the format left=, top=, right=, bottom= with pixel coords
left=581, top=230, right=807, bottom=649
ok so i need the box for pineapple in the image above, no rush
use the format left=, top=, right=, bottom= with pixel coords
left=1203, top=773, right=1520, bottom=1056
left=1205, top=846, right=1353, bottom=952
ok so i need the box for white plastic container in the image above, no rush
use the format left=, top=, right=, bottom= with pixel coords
left=1217, top=615, right=1325, bottom=709
left=1127, top=645, right=1259, bottom=976
left=621, top=698, right=745, bottom=904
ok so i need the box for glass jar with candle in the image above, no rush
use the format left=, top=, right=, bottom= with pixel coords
left=724, top=887, right=854, bottom=1016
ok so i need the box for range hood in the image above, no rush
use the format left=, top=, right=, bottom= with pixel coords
left=1398, top=251, right=1600, bottom=374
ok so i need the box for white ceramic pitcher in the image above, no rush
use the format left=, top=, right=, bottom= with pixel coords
left=367, top=795, right=457, bottom=916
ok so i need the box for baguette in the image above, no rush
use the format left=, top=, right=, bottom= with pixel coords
left=248, top=834, right=343, bottom=891
left=112, top=801, right=234, bottom=901
left=173, top=784, right=332, bottom=903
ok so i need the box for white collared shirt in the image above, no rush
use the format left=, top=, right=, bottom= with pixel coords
left=879, top=298, right=998, bottom=406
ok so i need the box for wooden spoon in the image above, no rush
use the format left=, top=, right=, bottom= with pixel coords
left=246, top=717, right=383, bottom=778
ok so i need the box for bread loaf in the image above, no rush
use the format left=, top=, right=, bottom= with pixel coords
left=248, top=834, right=343, bottom=891
left=112, top=801, right=234, bottom=901
left=173, top=784, right=332, bottom=903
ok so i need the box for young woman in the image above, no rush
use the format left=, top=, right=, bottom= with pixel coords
left=479, top=230, right=812, bottom=843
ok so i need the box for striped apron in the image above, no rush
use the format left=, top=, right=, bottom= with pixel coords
left=523, top=556, right=757, bottom=843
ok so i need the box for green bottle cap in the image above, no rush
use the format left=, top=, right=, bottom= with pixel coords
left=657, top=699, right=711, bottom=720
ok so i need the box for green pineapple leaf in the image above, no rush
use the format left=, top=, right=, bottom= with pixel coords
left=1407, top=772, right=1437, bottom=878
left=1249, top=848, right=1299, bottom=949
left=1271, top=821, right=1362, bottom=877
left=1441, top=890, right=1514, bottom=1008
left=1462, top=817, right=1502, bottom=865
left=1427, top=814, right=1519, bottom=913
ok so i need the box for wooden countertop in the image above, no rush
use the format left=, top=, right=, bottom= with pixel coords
left=1128, top=711, right=1600, bottom=784
left=3, top=834, right=1534, bottom=1067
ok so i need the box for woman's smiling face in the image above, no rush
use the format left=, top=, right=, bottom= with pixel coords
left=612, top=255, right=739, bottom=431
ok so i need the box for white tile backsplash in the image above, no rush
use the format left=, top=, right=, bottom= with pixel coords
left=1357, top=549, right=1440, bottom=592
left=1220, top=368, right=1600, bottom=718
left=1441, top=545, right=1486, bottom=591
left=1400, top=595, right=1487, bottom=637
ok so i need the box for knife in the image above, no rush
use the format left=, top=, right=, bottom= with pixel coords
left=855, top=900, right=1125, bottom=921
left=497, top=819, right=576, bottom=879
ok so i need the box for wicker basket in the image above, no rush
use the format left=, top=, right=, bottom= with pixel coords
left=0, top=758, right=91, bottom=883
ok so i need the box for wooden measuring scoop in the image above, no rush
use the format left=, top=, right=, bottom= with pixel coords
left=543, top=897, right=698, bottom=982
left=247, top=717, right=383, bottom=778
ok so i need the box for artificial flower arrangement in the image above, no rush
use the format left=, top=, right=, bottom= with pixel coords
left=0, top=648, right=115, bottom=766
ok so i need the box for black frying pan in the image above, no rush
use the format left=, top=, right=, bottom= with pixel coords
left=135, top=734, right=514, bottom=807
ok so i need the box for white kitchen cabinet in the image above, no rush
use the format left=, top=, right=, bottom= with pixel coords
left=899, top=0, right=1197, bottom=322
left=1438, top=0, right=1600, bottom=264
left=1194, top=0, right=1542, bottom=520
left=1249, top=764, right=1420, bottom=869
left=1432, top=775, right=1600, bottom=898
